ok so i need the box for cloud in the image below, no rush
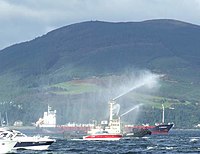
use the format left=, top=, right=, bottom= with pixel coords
left=0, top=0, right=200, bottom=49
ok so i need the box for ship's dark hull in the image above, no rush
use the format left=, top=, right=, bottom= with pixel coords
left=149, top=123, right=173, bottom=134
left=124, top=128, right=152, bottom=138
left=124, top=123, right=173, bottom=135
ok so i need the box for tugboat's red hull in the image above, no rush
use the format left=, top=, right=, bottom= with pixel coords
left=83, top=134, right=122, bottom=140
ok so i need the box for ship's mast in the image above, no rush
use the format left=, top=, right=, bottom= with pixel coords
left=162, top=104, right=165, bottom=123
left=109, top=100, right=116, bottom=122
left=48, top=104, right=51, bottom=114
left=108, top=83, right=148, bottom=131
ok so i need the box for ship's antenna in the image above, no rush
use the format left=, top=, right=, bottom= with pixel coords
left=162, top=104, right=165, bottom=123
left=0, top=112, right=2, bottom=126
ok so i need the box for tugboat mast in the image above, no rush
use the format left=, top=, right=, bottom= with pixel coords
left=109, top=100, right=116, bottom=122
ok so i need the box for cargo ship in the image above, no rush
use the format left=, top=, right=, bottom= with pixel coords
left=35, top=105, right=92, bottom=137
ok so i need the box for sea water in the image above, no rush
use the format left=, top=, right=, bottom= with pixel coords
left=14, top=129, right=200, bottom=153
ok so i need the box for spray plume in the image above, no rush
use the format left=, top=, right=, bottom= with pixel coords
left=120, top=103, right=143, bottom=117
left=112, top=72, right=161, bottom=101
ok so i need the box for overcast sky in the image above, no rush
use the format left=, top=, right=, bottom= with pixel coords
left=0, top=0, right=200, bottom=50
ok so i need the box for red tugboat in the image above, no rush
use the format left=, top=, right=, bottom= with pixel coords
left=83, top=100, right=123, bottom=140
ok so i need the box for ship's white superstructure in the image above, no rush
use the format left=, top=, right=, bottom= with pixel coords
left=36, top=105, right=56, bottom=128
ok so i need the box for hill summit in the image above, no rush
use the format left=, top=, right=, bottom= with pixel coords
left=1, top=19, right=200, bottom=81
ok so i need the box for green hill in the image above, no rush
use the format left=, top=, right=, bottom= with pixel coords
left=0, top=19, right=200, bottom=128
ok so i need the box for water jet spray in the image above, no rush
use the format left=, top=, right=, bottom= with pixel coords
left=112, top=74, right=160, bottom=101
left=108, top=73, right=160, bottom=125
left=120, top=104, right=143, bottom=117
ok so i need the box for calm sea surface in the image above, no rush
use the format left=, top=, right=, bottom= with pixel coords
left=13, top=129, right=200, bottom=153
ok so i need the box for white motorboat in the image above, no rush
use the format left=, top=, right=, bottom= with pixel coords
left=0, top=139, right=17, bottom=153
left=0, top=129, right=55, bottom=150
left=0, top=128, right=17, bottom=153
